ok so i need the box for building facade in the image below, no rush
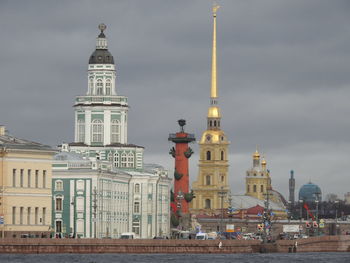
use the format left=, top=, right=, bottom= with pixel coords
left=52, top=148, right=171, bottom=238
left=191, top=6, right=230, bottom=214
left=0, top=125, right=55, bottom=237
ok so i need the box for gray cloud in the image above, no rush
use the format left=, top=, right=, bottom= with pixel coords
left=1, top=0, right=350, bottom=199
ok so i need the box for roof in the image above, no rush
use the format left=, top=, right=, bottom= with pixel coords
left=89, top=49, right=114, bottom=64
left=231, top=195, right=285, bottom=211
left=0, top=133, right=54, bottom=152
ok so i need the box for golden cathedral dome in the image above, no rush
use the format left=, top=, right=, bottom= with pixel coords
left=253, top=150, right=260, bottom=159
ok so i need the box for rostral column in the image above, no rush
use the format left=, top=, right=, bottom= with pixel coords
left=169, top=119, right=195, bottom=214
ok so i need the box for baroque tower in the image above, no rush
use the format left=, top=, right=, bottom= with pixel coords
left=68, top=24, right=144, bottom=170
left=191, top=5, right=230, bottom=214
left=245, top=149, right=272, bottom=200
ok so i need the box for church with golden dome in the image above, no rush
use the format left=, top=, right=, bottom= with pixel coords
left=190, top=5, right=230, bottom=214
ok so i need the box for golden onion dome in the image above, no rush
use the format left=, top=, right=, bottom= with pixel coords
left=207, top=106, right=221, bottom=118
left=253, top=150, right=260, bottom=159
left=261, top=158, right=266, bottom=166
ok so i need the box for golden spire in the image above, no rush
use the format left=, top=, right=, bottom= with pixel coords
left=210, top=3, right=219, bottom=104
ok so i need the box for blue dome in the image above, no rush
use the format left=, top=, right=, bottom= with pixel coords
left=299, top=182, right=322, bottom=202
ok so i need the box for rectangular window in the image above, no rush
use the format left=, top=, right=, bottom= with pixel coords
left=35, top=207, right=39, bottom=225
left=12, top=207, right=16, bottom=224
left=43, top=170, right=46, bottom=188
left=134, top=202, right=140, bottom=213
left=42, top=208, right=46, bottom=225
left=20, top=207, right=24, bottom=225
left=12, top=169, right=16, bottom=187
left=56, top=221, right=62, bottom=233
left=35, top=170, right=39, bottom=188
left=20, top=169, right=24, bottom=187
left=28, top=169, right=31, bottom=188
left=27, top=207, right=31, bottom=225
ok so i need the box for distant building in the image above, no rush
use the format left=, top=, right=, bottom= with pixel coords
left=299, top=182, right=322, bottom=202
left=289, top=170, right=295, bottom=205
left=0, top=125, right=55, bottom=238
left=344, top=192, right=350, bottom=205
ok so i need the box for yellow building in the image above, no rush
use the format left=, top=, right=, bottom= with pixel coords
left=245, top=149, right=271, bottom=200
left=190, top=6, right=230, bottom=214
left=0, top=125, right=55, bottom=237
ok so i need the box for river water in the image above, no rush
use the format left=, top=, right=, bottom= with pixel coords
left=0, top=253, right=350, bottom=263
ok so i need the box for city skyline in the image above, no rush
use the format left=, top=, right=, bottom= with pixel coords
left=1, top=0, right=350, bottom=198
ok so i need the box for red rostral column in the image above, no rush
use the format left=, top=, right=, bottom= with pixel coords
left=169, top=119, right=195, bottom=214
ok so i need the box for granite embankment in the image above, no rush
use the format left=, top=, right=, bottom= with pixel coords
left=0, top=235, right=349, bottom=254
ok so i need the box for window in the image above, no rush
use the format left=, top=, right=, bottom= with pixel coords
left=43, top=170, right=46, bottom=188
left=253, top=185, right=257, bottom=193
left=89, top=79, right=94, bottom=94
left=247, top=185, right=250, bottom=193
left=113, top=152, right=119, bottom=167
left=110, top=119, right=120, bottom=143
left=96, top=79, right=103, bottom=95
left=20, top=207, right=23, bottom=225
left=28, top=169, right=31, bottom=187
left=127, top=152, right=134, bottom=168
left=35, top=207, right=39, bottom=225
left=12, top=207, right=16, bottom=224
left=106, top=79, right=111, bottom=95
left=12, top=169, right=16, bottom=187
left=35, top=170, right=39, bottom=188
left=55, top=181, right=63, bottom=191
left=206, top=151, right=211, bottom=161
left=214, top=120, right=217, bottom=127
left=221, top=175, right=224, bottom=182
left=132, top=219, right=140, bottom=235
left=91, top=119, right=104, bottom=143
left=135, top=184, right=140, bottom=193
left=206, top=175, right=211, bottom=185
left=27, top=207, right=31, bottom=225
left=205, top=199, right=211, bottom=209
left=77, top=119, right=85, bottom=142
left=56, top=220, right=62, bottom=233
left=134, top=202, right=140, bottom=213
left=260, top=185, right=264, bottom=193
left=121, top=152, right=127, bottom=167
left=20, top=169, right=24, bottom=187
left=56, top=196, right=63, bottom=211
left=42, top=208, right=46, bottom=225
left=221, top=151, right=224, bottom=161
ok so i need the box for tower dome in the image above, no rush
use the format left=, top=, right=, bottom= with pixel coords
left=299, top=182, right=322, bottom=202
left=88, top=24, right=114, bottom=65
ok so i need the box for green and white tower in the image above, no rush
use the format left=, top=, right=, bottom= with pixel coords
left=69, top=24, right=143, bottom=170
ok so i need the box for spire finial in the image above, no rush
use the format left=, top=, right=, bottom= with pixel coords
left=98, top=23, right=106, bottom=33
left=210, top=3, right=219, bottom=104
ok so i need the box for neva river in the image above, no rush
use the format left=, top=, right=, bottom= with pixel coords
left=0, top=253, right=350, bottom=263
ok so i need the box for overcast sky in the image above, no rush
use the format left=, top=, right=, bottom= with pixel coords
left=1, top=0, right=350, bottom=200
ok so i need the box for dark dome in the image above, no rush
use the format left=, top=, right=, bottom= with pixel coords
left=299, top=182, right=322, bottom=202
left=89, top=49, right=114, bottom=64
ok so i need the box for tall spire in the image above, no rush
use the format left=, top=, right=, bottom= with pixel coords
left=210, top=4, right=219, bottom=105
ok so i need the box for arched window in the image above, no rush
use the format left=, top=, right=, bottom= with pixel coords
left=135, top=184, right=140, bottom=193
left=206, top=175, right=211, bottom=185
left=111, top=119, right=120, bottom=143
left=91, top=119, right=103, bottom=143
left=105, top=79, right=111, bottom=95
left=96, top=79, right=103, bottom=95
left=214, top=120, right=217, bottom=127
left=77, top=119, right=85, bottom=143
left=55, top=181, right=63, bottom=191
left=55, top=196, right=62, bottom=211
left=260, top=185, right=264, bottom=193
left=221, top=150, right=224, bottom=161
left=127, top=152, right=134, bottom=168
left=113, top=152, right=119, bottom=167
left=205, top=199, right=211, bottom=209
left=121, top=152, right=127, bottom=167
left=206, top=151, right=211, bottom=160
left=253, top=185, right=257, bottom=192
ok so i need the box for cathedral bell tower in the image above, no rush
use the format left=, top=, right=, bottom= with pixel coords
left=190, top=5, right=230, bottom=214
